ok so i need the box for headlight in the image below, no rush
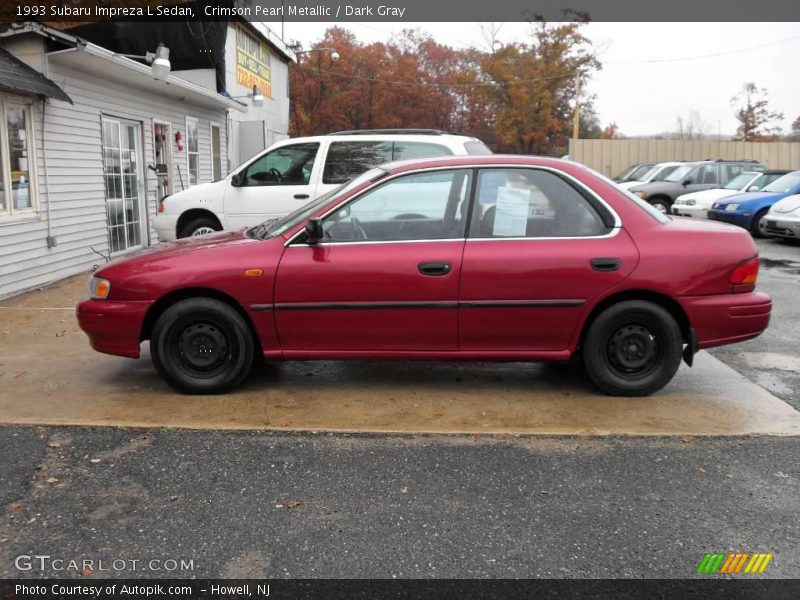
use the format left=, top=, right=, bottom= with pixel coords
left=725, top=204, right=740, bottom=212
left=685, top=199, right=696, bottom=206
left=89, top=276, right=111, bottom=300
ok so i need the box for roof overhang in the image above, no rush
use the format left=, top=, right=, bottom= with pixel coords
left=47, top=42, right=247, bottom=112
left=0, top=46, right=72, bottom=103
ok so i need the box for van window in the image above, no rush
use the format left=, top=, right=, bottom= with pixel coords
left=242, top=142, right=319, bottom=186
left=323, top=141, right=393, bottom=185
left=392, top=142, right=452, bottom=160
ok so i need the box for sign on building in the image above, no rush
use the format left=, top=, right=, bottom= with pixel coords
left=236, top=25, right=272, bottom=97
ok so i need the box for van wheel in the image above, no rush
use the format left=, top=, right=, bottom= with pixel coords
left=582, top=300, right=682, bottom=396
left=179, top=217, right=220, bottom=238
left=151, top=298, right=254, bottom=394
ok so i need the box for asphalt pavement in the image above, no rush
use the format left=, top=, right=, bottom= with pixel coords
left=1, top=237, right=798, bottom=580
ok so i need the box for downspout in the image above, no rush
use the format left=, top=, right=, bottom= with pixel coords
left=40, top=65, right=54, bottom=248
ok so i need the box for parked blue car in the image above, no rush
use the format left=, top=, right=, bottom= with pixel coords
left=708, top=170, right=800, bottom=237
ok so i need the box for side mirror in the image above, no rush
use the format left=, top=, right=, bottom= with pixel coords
left=682, top=178, right=692, bottom=187
left=231, top=172, right=243, bottom=187
left=304, top=218, right=324, bottom=244
left=748, top=185, right=759, bottom=192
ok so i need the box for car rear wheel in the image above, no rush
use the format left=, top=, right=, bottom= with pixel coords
left=151, top=298, right=254, bottom=394
left=751, top=209, right=769, bottom=238
left=582, top=300, right=683, bottom=396
left=179, top=217, right=220, bottom=239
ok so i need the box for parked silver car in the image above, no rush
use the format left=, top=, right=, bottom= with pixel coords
left=764, top=194, right=800, bottom=240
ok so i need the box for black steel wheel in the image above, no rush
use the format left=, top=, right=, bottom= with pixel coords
left=151, top=298, right=254, bottom=394
left=583, top=300, right=683, bottom=396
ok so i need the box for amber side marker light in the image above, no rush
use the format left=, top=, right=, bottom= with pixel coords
left=244, top=268, right=264, bottom=278
left=89, top=277, right=111, bottom=299
left=730, top=257, right=760, bottom=288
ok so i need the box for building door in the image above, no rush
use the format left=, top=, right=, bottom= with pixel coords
left=102, top=118, right=145, bottom=253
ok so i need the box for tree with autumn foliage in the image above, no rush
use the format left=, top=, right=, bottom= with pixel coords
left=289, top=21, right=601, bottom=156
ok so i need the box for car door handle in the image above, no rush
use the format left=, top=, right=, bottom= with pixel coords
left=418, top=261, right=452, bottom=276
left=294, top=194, right=310, bottom=200
left=591, top=258, right=621, bottom=272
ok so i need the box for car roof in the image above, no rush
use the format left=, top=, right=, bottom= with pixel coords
left=378, top=154, right=570, bottom=174
left=279, top=131, right=484, bottom=144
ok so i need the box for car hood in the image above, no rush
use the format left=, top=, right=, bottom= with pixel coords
left=769, top=194, right=800, bottom=214
left=628, top=181, right=683, bottom=195
left=675, top=188, right=732, bottom=204
left=714, top=191, right=780, bottom=207
left=98, top=230, right=252, bottom=272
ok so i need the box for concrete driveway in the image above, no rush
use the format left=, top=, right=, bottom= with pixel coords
left=1, top=271, right=798, bottom=436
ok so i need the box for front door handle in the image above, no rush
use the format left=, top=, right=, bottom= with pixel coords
left=294, top=193, right=310, bottom=200
left=418, top=261, right=452, bottom=276
left=591, top=257, right=621, bottom=272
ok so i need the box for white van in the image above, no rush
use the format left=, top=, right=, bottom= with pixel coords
left=154, top=129, right=492, bottom=240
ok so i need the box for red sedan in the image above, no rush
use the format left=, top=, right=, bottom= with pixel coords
left=77, top=156, right=771, bottom=396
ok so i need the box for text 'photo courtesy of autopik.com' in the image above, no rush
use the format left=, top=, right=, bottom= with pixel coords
left=0, top=0, right=799, bottom=598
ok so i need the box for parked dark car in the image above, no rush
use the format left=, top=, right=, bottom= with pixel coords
left=629, top=160, right=765, bottom=214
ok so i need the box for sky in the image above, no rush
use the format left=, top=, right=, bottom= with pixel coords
left=266, top=21, right=800, bottom=137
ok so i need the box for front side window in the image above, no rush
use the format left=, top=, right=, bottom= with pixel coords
left=242, top=142, right=319, bottom=186
left=469, top=168, right=609, bottom=238
left=186, top=117, right=199, bottom=186
left=321, top=169, right=472, bottom=242
left=690, top=165, right=717, bottom=185
left=1, top=102, right=36, bottom=215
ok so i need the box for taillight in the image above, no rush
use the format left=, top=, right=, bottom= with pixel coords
left=730, top=257, right=759, bottom=290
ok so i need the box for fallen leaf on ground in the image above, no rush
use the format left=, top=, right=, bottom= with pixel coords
left=79, top=567, right=93, bottom=577
left=9, top=503, right=23, bottom=511
left=276, top=500, right=303, bottom=509
left=89, top=458, right=101, bottom=464
left=44, top=477, right=58, bottom=484
left=170, top=496, right=179, bottom=502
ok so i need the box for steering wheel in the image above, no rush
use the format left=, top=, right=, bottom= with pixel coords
left=351, top=217, right=368, bottom=241
left=267, top=168, right=283, bottom=182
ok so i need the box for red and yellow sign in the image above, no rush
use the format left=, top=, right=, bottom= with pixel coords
left=236, top=25, right=272, bottom=98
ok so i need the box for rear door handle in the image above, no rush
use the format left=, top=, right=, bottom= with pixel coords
left=591, top=258, right=621, bottom=272
left=294, top=194, right=310, bottom=200
left=418, top=261, right=452, bottom=276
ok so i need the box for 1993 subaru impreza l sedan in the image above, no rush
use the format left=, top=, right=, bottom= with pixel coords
left=77, top=156, right=771, bottom=397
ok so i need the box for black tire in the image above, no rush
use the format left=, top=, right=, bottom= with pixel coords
left=582, top=300, right=683, bottom=396
left=648, top=197, right=671, bottom=215
left=179, top=217, right=220, bottom=239
left=151, top=298, right=254, bottom=394
left=750, top=209, right=769, bottom=238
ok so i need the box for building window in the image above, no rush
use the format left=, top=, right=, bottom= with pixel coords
left=0, top=99, right=36, bottom=217
left=186, top=117, right=199, bottom=186
left=210, top=123, right=222, bottom=181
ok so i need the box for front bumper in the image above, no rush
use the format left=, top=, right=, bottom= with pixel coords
left=76, top=299, right=154, bottom=358
left=764, top=214, right=800, bottom=239
left=153, top=214, right=179, bottom=242
left=707, top=209, right=751, bottom=230
left=672, top=205, right=710, bottom=219
left=679, top=291, right=771, bottom=349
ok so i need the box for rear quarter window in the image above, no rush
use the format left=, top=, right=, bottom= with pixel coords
left=464, top=141, right=493, bottom=155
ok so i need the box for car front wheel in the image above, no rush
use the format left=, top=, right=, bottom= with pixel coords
left=649, top=198, right=670, bottom=214
left=582, top=300, right=683, bottom=396
left=179, top=217, right=220, bottom=238
left=151, top=298, right=255, bottom=394
left=751, top=209, right=769, bottom=238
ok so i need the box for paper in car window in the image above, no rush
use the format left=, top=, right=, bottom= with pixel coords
left=493, top=186, right=529, bottom=236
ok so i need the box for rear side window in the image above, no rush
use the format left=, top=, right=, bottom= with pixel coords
left=464, top=141, right=493, bottom=155
left=392, top=141, right=452, bottom=160
left=323, top=141, right=455, bottom=184
left=323, top=141, right=393, bottom=185
left=469, top=168, right=609, bottom=238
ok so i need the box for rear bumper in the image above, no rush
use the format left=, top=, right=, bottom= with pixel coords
left=679, top=292, right=771, bottom=349
left=764, top=215, right=800, bottom=239
left=707, top=210, right=750, bottom=229
left=76, top=299, right=153, bottom=358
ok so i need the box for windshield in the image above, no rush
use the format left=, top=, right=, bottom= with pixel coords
left=250, top=167, right=388, bottom=239
left=763, top=171, right=800, bottom=193
left=651, top=165, right=680, bottom=181
left=723, top=172, right=758, bottom=191
left=614, top=164, right=641, bottom=182
left=664, top=164, right=697, bottom=182
left=627, top=164, right=652, bottom=181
